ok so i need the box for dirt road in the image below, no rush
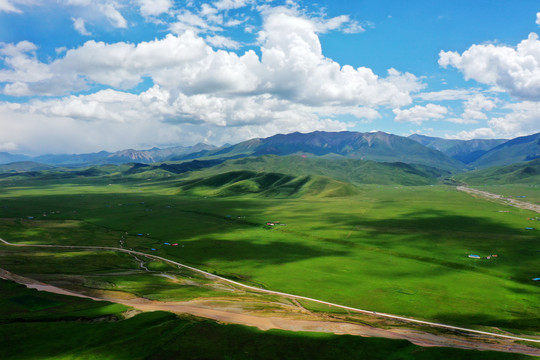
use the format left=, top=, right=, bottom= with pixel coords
left=1, top=268, right=539, bottom=356
left=1, top=237, right=539, bottom=356
left=457, top=186, right=540, bottom=213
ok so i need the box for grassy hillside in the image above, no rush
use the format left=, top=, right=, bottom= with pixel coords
left=0, top=161, right=55, bottom=173
left=473, top=132, right=540, bottom=168
left=192, top=155, right=449, bottom=186
left=0, top=155, right=449, bottom=197
left=0, top=163, right=175, bottom=182
left=455, top=158, right=540, bottom=185
left=175, top=155, right=450, bottom=198
left=179, top=170, right=359, bottom=198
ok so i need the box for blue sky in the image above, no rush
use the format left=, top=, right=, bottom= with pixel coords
left=1, top=0, right=540, bottom=155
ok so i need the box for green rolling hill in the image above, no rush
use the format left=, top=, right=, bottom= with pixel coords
left=0, top=161, right=56, bottom=173
left=178, top=170, right=360, bottom=198
left=174, top=155, right=449, bottom=198
left=197, top=155, right=449, bottom=186
left=472, top=132, right=540, bottom=168
left=455, top=158, right=540, bottom=185
left=0, top=154, right=450, bottom=198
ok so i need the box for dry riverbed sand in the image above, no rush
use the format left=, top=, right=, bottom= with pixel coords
left=457, top=186, right=540, bottom=213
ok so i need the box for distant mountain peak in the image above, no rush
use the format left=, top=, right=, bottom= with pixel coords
left=408, top=133, right=508, bottom=164
left=204, top=130, right=462, bottom=171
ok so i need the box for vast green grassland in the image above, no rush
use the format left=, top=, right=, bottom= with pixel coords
left=0, top=176, right=539, bottom=336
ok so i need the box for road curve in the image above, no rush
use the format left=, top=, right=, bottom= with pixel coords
left=1, top=237, right=539, bottom=344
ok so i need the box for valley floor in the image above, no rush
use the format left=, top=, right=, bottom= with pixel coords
left=1, top=176, right=539, bottom=359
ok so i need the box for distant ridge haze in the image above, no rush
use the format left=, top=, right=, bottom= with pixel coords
left=408, top=134, right=508, bottom=164
left=2, top=143, right=218, bottom=166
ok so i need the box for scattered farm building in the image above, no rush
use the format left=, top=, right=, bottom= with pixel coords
left=468, top=254, right=481, bottom=259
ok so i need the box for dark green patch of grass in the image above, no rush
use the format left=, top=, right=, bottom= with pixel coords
left=0, top=279, right=127, bottom=323
left=8, top=295, right=63, bottom=311
left=0, top=310, right=535, bottom=360
left=1, top=278, right=533, bottom=359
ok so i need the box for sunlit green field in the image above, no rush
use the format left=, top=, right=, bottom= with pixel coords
left=0, top=177, right=539, bottom=335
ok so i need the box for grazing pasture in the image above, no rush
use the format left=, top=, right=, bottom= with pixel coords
left=0, top=176, right=538, bottom=336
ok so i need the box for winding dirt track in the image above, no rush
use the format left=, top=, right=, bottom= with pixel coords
left=7, top=268, right=540, bottom=355
left=1, top=237, right=539, bottom=347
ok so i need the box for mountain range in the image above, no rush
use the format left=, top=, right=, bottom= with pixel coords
left=174, top=131, right=463, bottom=171
left=1, top=131, right=540, bottom=174
left=0, top=143, right=218, bottom=167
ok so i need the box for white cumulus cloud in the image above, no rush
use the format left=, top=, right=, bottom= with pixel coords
left=170, top=10, right=222, bottom=34
left=138, top=0, right=172, bottom=17
left=393, top=104, right=448, bottom=124
left=450, top=100, right=540, bottom=139
left=486, top=101, right=540, bottom=137
left=0, top=0, right=21, bottom=13
left=98, top=2, right=127, bottom=28
left=416, top=89, right=474, bottom=101
left=449, top=127, right=497, bottom=140
left=213, top=0, right=252, bottom=11
left=439, top=33, right=540, bottom=100
left=0, top=8, right=425, bottom=154
left=1, top=10, right=422, bottom=108
left=462, top=94, right=496, bottom=120
left=72, top=17, right=91, bottom=36
left=205, top=35, right=241, bottom=49
left=0, top=41, right=52, bottom=87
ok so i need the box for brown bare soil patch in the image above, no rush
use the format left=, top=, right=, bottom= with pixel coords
left=1, top=268, right=539, bottom=357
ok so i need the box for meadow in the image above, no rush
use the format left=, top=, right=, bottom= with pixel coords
left=0, top=175, right=539, bottom=337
